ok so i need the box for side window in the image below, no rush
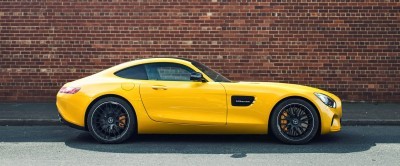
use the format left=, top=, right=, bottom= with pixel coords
left=145, top=63, right=195, bottom=81
left=114, top=65, right=148, bottom=80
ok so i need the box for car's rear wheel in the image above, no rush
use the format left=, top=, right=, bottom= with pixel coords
left=270, top=98, right=319, bottom=144
left=87, top=97, right=136, bottom=144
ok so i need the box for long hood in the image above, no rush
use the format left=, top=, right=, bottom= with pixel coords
left=237, top=81, right=322, bottom=93
left=223, top=81, right=338, bottom=99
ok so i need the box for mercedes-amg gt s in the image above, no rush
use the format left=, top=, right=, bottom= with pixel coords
left=57, top=58, right=342, bottom=144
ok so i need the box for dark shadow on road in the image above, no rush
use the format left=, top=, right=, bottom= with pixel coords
left=1, top=126, right=399, bottom=154
left=64, top=126, right=400, bottom=154
left=63, top=131, right=372, bottom=154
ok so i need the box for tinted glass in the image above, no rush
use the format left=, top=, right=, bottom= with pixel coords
left=191, top=61, right=230, bottom=82
left=145, top=63, right=195, bottom=81
left=114, top=65, right=148, bottom=80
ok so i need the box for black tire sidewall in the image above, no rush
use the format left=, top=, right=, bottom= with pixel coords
left=87, top=97, right=136, bottom=144
left=270, top=98, right=320, bottom=144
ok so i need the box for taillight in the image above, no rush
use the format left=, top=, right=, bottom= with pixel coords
left=59, top=87, right=81, bottom=94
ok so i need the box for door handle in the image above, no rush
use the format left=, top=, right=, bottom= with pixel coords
left=151, top=85, right=168, bottom=90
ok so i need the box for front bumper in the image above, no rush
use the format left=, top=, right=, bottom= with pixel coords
left=330, top=115, right=342, bottom=132
left=317, top=97, right=342, bottom=134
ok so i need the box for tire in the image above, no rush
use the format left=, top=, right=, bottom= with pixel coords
left=270, top=98, right=319, bottom=145
left=87, top=97, right=136, bottom=144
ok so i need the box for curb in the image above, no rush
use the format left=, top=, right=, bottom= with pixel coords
left=341, top=119, right=400, bottom=126
left=0, top=119, right=61, bottom=126
left=1, top=119, right=400, bottom=126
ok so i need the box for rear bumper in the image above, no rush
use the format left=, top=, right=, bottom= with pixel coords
left=58, top=113, right=86, bottom=131
left=56, top=92, right=91, bottom=128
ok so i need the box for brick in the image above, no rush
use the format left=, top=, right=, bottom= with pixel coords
left=0, top=1, right=399, bottom=102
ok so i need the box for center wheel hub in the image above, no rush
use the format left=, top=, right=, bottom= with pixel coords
left=107, top=117, right=114, bottom=124
left=292, top=119, right=299, bottom=125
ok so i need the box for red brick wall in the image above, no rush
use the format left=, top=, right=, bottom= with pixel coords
left=1, top=0, right=399, bottom=102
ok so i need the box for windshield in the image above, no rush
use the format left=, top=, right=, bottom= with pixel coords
left=191, top=61, right=231, bottom=82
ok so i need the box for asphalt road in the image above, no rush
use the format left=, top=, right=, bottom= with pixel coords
left=0, top=126, right=399, bottom=165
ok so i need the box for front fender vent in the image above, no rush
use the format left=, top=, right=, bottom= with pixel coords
left=231, top=96, right=255, bottom=106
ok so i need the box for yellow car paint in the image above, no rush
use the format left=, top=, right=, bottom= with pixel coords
left=140, top=80, right=227, bottom=125
left=56, top=58, right=342, bottom=135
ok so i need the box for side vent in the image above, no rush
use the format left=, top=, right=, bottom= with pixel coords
left=231, top=96, right=255, bottom=106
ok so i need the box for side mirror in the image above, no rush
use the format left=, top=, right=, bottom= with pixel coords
left=190, top=72, right=206, bottom=82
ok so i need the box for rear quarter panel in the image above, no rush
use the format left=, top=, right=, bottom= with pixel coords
left=57, top=76, right=146, bottom=127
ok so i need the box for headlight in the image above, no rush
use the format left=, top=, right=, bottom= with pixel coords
left=314, top=93, right=336, bottom=108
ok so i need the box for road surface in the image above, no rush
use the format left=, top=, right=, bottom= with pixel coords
left=0, top=126, right=399, bottom=165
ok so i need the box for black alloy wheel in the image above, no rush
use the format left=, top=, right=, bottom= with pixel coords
left=87, top=97, right=136, bottom=143
left=270, top=98, right=319, bottom=144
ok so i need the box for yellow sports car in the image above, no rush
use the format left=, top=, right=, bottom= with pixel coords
left=57, top=58, right=342, bottom=144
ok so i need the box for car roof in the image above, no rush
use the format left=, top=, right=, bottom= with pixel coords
left=140, top=57, right=197, bottom=63
left=97, top=57, right=197, bottom=76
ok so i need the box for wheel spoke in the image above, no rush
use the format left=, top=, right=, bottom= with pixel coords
left=289, top=107, right=295, bottom=117
left=295, top=126, right=302, bottom=135
left=300, top=115, right=308, bottom=121
left=300, top=124, right=308, bottom=131
left=295, top=108, right=300, bottom=117
left=290, top=126, right=296, bottom=136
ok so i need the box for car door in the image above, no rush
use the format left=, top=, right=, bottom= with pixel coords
left=139, top=62, right=227, bottom=125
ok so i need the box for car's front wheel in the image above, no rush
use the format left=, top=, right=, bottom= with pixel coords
left=87, top=97, right=136, bottom=144
left=270, top=98, right=319, bottom=144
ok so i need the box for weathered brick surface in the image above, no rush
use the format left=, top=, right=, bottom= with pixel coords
left=1, top=0, right=399, bottom=102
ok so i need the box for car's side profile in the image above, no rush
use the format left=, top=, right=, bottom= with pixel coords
left=57, top=58, right=342, bottom=144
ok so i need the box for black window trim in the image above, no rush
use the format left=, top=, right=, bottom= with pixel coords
left=145, top=62, right=196, bottom=82
left=114, top=64, right=148, bottom=80
left=114, top=62, right=200, bottom=82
